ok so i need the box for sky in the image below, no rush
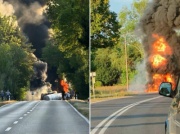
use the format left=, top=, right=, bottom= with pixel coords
left=109, top=0, right=134, bottom=14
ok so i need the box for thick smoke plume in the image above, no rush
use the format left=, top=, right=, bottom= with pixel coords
left=129, top=60, right=147, bottom=92
left=0, top=0, right=51, bottom=95
left=6, top=0, right=50, bottom=58
left=30, top=60, right=48, bottom=90
left=0, top=0, right=14, bottom=16
left=137, top=0, right=180, bottom=89
left=26, top=85, right=49, bottom=100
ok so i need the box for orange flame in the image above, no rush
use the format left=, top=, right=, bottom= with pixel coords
left=147, top=74, right=175, bottom=92
left=147, top=34, right=174, bottom=92
left=151, top=54, right=166, bottom=67
left=152, top=34, right=172, bottom=55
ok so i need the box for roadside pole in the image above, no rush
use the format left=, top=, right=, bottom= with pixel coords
left=124, top=34, right=129, bottom=91
left=90, top=72, right=96, bottom=99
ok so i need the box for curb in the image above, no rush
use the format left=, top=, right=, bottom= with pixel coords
left=66, top=100, right=89, bottom=124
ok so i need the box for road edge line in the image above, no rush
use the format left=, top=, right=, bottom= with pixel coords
left=91, top=96, right=133, bottom=104
left=92, top=96, right=162, bottom=134
left=66, top=100, right=89, bottom=124
left=91, top=103, right=137, bottom=134
left=0, top=101, right=23, bottom=108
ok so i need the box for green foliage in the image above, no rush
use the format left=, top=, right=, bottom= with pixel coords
left=118, top=0, right=148, bottom=33
left=0, top=15, right=34, bottom=100
left=15, top=87, right=27, bottom=101
left=94, top=48, right=120, bottom=86
left=92, top=0, right=148, bottom=86
left=44, top=0, right=89, bottom=99
left=95, top=81, right=102, bottom=87
left=91, top=0, right=120, bottom=49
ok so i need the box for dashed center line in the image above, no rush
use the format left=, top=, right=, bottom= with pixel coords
left=13, top=121, right=18, bottom=124
left=5, top=127, right=11, bottom=131
left=19, top=117, right=23, bottom=119
left=4, top=102, right=40, bottom=132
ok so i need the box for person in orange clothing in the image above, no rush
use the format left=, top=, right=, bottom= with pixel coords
left=60, top=78, right=69, bottom=100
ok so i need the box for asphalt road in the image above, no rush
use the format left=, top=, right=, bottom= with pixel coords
left=0, top=100, right=89, bottom=134
left=91, top=93, right=172, bottom=134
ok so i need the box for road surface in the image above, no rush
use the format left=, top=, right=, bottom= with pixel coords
left=91, top=93, right=172, bottom=134
left=0, top=100, right=89, bottom=134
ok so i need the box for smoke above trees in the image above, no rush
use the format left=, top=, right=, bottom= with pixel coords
left=0, top=0, right=50, bottom=90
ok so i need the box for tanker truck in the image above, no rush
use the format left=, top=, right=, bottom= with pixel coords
left=40, top=83, right=62, bottom=100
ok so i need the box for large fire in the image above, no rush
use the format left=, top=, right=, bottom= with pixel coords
left=150, top=54, right=166, bottom=67
left=147, top=34, right=175, bottom=92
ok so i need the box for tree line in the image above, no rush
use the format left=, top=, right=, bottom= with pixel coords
left=0, top=0, right=148, bottom=100
left=0, top=0, right=89, bottom=100
left=91, top=0, right=148, bottom=87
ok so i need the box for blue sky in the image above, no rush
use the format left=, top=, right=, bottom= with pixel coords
left=109, top=0, right=134, bottom=14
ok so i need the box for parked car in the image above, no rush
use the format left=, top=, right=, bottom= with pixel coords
left=164, top=93, right=180, bottom=134
left=159, top=76, right=180, bottom=134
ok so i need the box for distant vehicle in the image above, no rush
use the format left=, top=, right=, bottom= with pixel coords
left=41, top=92, right=62, bottom=100
left=159, top=76, right=180, bottom=134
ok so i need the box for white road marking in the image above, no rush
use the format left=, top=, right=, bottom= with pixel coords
left=91, top=96, right=162, bottom=134
left=174, top=120, right=180, bottom=127
left=5, top=127, right=11, bottom=131
left=30, top=110, right=33, bottom=111
left=24, top=114, right=27, bottom=116
left=19, top=117, right=23, bottom=119
left=13, top=121, right=18, bottom=124
left=27, top=112, right=30, bottom=114
left=66, top=101, right=89, bottom=124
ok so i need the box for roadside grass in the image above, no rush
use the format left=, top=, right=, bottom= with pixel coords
left=68, top=99, right=89, bottom=120
left=91, top=85, right=135, bottom=102
left=0, top=100, right=17, bottom=107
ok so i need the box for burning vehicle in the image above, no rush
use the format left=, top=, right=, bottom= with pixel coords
left=41, top=91, right=62, bottom=100
left=136, top=0, right=180, bottom=132
left=138, top=0, right=180, bottom=133
left=30, top=61, right=62, bottom=100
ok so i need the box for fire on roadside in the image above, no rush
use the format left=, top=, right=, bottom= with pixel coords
left=147, top=73, right=175, bottom=92
left=146, top=34, right=175, bottom=92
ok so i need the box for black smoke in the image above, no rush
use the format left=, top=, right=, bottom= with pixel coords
left=137, top=0, right=180, bottom=86
left=3, top=0, right=59, bottom=90
left=6, top=0, right=50, bottom=58
left=30, top=61, right=47, bottom=90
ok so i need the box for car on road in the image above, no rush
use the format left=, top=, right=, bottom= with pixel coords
left=159, top=77, right=180, bottom=134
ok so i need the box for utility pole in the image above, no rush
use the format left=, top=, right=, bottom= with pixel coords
left=124, top=34, right=129, bottom=91
left=90, top=72, right=96, bottom=98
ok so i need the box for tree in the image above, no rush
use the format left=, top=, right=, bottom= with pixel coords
left=116, top=0, right=148, bottom=84
left=43, top=0, right=89, bottom=99
left=92, top=0, right=148, bottom=86
left=0, top=15, right=35, bottom=100
left=91, top=0, right=120, bottom=49
left=94, top=48, right=120, bottom=85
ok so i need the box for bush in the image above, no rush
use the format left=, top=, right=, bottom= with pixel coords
left=16, top=87, right=27, bottom=101
left=95, top=81, right=102, bottom=87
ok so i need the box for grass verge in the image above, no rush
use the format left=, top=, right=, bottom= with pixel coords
left=0, top=100, right=17, bottom=107
left=91, top=85, right=136, bottom=103
left=68, top=99, right=89, bottom=120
